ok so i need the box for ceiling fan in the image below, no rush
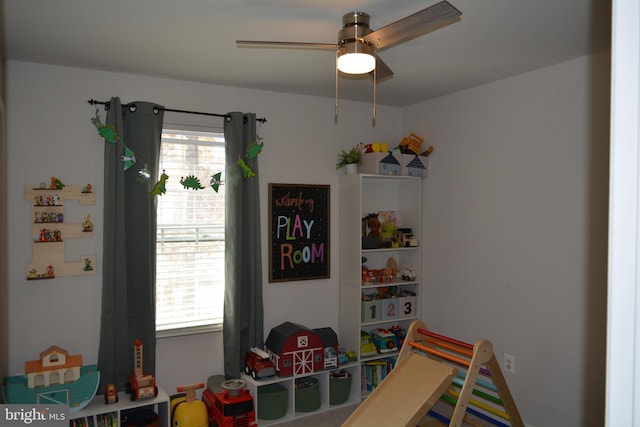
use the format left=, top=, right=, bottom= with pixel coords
left=236, top=1, right=462, bottom=80
left=236, top=1, right=461, bottom=125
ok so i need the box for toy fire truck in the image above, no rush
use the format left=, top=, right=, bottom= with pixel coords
left=126, top=339, right=158, bottom=401
left=202, top=376, right=256, bottom=427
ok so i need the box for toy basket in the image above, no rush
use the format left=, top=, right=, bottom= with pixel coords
left=257, top=383, right=288, bottom=420
left=295, top=377, right=321, bottom=412
left=329, top=370, right=352, bottom=405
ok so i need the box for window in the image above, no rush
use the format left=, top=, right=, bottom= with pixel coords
left=155, top=128, right=225, bottom=336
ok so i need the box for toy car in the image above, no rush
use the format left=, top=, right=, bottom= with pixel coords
left=389, top=325, right=407, bottom=347
left=244, top=347, right=276, bottom=379
left=371, top=328, right=398, bottom=353
left=360, top=331, right=377, bottom=356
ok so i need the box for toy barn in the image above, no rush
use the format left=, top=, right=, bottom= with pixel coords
left=265, top=322, right=338, bottom=376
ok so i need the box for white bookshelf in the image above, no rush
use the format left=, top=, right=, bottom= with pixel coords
left=242, top=365, right=360, bottom=426
left=339, top=174, right=423, bottom=399
left=69, top=387, right=170, bottom=426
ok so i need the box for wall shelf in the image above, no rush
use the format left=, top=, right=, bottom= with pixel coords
left=24, top=184, right=96, bottom=280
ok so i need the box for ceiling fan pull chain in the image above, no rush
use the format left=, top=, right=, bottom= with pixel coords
left=372, top=68, right=376, bottom=127
left=335, top=51, right=339, bottom=124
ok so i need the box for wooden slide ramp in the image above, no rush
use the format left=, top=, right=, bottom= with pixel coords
left=342, top=353, right=457, bottom=427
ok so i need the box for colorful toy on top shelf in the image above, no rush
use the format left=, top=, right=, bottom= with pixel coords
left=170, top=383, right=208, bottom=427
left=126, top=339, right=158, bottom=401
left=2, top=346, right=100, bottom=411
left=398, top=132, right=424, bottom=155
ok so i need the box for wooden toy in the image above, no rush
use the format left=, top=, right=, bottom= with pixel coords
left=342, top=319, right=523, bottom=427
left=126, top=339, right=158, bottom=401
left=2, top=346, right=99, bottom=411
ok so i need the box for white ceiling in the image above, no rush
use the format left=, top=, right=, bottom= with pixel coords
left=4, top=0, right=611, bottom=107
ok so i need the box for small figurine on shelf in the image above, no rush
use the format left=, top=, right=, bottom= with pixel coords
left=366, top=213, right=382, bottom=245
left=104, top=383, right=118, bottom=404
left=50, top=177, right=65, bottom=190
left=82, top=214, right=93, bottom=232
left=83, top=258, right=94, bottom=271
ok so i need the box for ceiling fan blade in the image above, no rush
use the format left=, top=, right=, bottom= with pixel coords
left=236, top=40, right=337, bottom=49
left=363, top=0, right=461, bottom=50
left=370, top=53, right=394, bottom=81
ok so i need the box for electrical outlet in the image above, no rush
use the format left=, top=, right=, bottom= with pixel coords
left=504, top=353, right=515, bottom=374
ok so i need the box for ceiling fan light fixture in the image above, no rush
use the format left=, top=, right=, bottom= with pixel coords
left=337, top=42, right=375, bottom=74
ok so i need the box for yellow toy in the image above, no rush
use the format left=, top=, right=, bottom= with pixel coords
left=170, top=383, right=208, bottom=427
left=400, top=132, right=424, bottom=155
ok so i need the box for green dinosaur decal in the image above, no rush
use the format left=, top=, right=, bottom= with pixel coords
left=148, top=171, right=169, bottom=196
left=210, top=172, right=223, bottom=193
left=91, top=108, right=119, bottom=143
left=180, top=175, right=205, bottom=190
left=237, top=155, right=256, bottom=178
left=245, top=137, right=264, bottom=160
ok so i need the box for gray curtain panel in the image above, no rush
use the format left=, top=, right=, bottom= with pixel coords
left=223, top=112, right=264, bottom=378
left=98, top=97, right=164, bottom=390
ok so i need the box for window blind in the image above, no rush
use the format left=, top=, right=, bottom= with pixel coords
left=156, top=129, right=225, bottom=333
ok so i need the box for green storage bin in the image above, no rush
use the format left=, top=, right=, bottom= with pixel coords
left=257, top=383, right=288, bottom=420
left=295, top=377, right=320, bottom=412
left=329, top=371, right=352, bottom=405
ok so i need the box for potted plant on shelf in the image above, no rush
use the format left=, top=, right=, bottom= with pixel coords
left=336, top=144, right=363, bottom=174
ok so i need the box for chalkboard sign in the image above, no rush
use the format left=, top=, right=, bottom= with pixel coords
left=269, top=183, right=330, bottom=282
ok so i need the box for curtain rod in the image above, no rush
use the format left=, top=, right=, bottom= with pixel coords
left=87, top=99, right=267, bottom=123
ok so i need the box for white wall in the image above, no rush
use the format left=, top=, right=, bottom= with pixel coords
left=5, top=60, right=401, bottom=394
left=403, top=52, right=610, bottom=427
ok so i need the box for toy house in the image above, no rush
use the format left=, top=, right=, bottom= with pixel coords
left=404, top=155, right=427, bottom=177
left=379, top=153, right=401, bottom=176
left=24, top=345, right=83, bottom=388
left=360, top=152, right=403, bottom=176
left=266, top=322, right=332, bottom=376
